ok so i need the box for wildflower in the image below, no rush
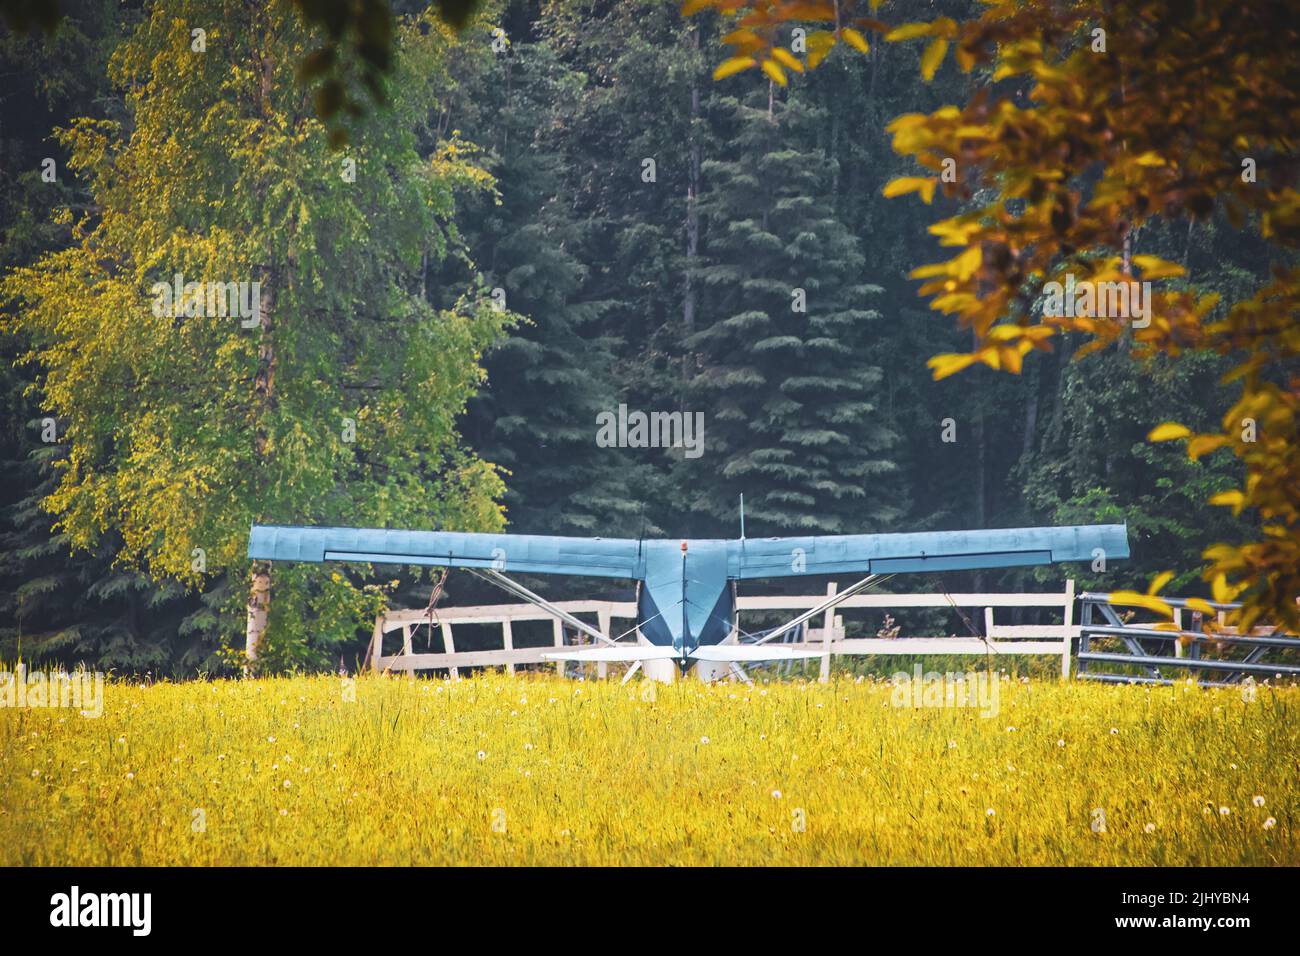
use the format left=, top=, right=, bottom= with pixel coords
left=771, top=790, right=782, bottom=799
left=280, top=808, right=288, bottom=816
left=126, top=772, right=135, bottom=780
left=700, top=736, right=710, bottom=745
left=1144, top=823, right=1156, bottom=833
left=1109, top=728, right=1118, bottom=735
left=477, top=750, right=486, bottom=760
left=1057, top=739, right=1066, bottom=747
left=1219, top=806, right=1231, bottom=816
left=1253, top=795, right=1265, bottom=807
left=267, top=735, right=276, bottom=743
left=948, top=740, right=957, bottom=749
left=1264, top=817, right=1277, bottom=830
left=986, top=808, right=995, bottom=817
left=1005, top=726, right=1016, bottom=733
left=282, top=779, right=292, bottom=789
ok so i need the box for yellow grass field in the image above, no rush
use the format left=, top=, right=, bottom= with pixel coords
left=1, top=672, right=1296, bottom=866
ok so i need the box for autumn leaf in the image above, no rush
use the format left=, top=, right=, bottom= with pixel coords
left=1208, top=489, right=1246, bottom=514
left=1106, top=590, right=1175, bottom=619
left=760, top=59, right=788, bottom=85
left=885, top=22, right=934, bottom=42
left=713, top=56, right=758, bottom=80
left=1146, top=570, right=1175, bottom=596
left=920, top=38, right=948, bottom=81
left=770, top=48, right=804, bottom=73
left=882, top=176, right=936, bottom=203
left=840, top=28, right=870, bottom=54
left=1132, top=255, right=1186, bottom=280
left=927, top=353, right=978, bottom=379
left=1147, top=422, right=1191, bottom=442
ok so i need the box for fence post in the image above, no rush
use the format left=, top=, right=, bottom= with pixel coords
left=1061, top=578, right=1075, bottom=681
left=597, top=607, right=611, bottom=680
left=370, top=616, right=384, bottom=673
left=552, top=618, right=565, bottom=677
left=443, top=623, right=458, bottom=680
left=819, top=582, right=836, bottom=683
left=502, top=619, right=515, bottom=675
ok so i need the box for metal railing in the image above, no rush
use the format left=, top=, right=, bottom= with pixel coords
left=1076, top=592, right=1300, bottom=686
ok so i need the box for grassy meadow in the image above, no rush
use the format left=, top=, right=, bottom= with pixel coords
left=1, top=671, right=1297, bottom=866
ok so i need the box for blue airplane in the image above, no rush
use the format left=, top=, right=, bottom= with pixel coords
left=248, top=522, right=1128, bottom=672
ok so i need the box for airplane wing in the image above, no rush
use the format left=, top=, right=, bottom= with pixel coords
left=247, top=525, right=642, bottom=579
left=731, top=524, right=1128, bottom=579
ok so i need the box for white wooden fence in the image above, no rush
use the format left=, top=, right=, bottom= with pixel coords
left=368, top=580, right=1078, bottom=681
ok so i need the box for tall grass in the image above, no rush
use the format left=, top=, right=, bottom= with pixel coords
left=1, top=672, right=1295, bottom=865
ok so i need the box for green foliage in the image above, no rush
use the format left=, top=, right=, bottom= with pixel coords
left=2, top=1, right=510, bottom=671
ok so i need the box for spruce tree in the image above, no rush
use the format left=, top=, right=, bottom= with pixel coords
left=438, top=39, right=635, bottom=536
left=684, top=92, right=900, bottom=536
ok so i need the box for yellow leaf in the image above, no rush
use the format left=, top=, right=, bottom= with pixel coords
left=1131, top=255, right=1186, bottom=280
left=771, top=48, right=805, bottom=73
left=1182, top=598, right=1217, bottom=615
left=1146, top=570, right=1174, bottom=596
left=998, top=345, right=1024, bottom=374
left=1210, top=573, right=1244, bottom=605
left=841, top=28, right=870, bottom=54
left=886, top=22, right=934, bottom=41
left=927, top=353, right=978, bottom=380
left=1147, top=422, right=1191, bottom=442
left=1106, top=591, right=1175, bottom=619
left=760, top=59, right=788, bottom=86
left=882, top=176, right=936, bottom=203
left=713, top=56, right=758, bottom=81
left=680, top=0, right=711, bottom=15
left=920, top=38, right=948, bottom=81
left=1208, top=489, right=1245, bottom=513
left=952, top=245, right=981, bottom=280
left=1186, top=434, right=1228, bottom=461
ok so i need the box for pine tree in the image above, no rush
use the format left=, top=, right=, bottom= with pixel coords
left=438, top=38, right=635, bottom=536
left=684, top=92, right=900, bottom=536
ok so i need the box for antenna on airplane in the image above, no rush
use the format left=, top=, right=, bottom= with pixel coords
left=637, top=504, right=646, bottom=560
left=739, top=493, right=745, bottom=540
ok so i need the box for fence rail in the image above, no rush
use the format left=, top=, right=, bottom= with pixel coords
left=370, top=582, right=1078, bottom=681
